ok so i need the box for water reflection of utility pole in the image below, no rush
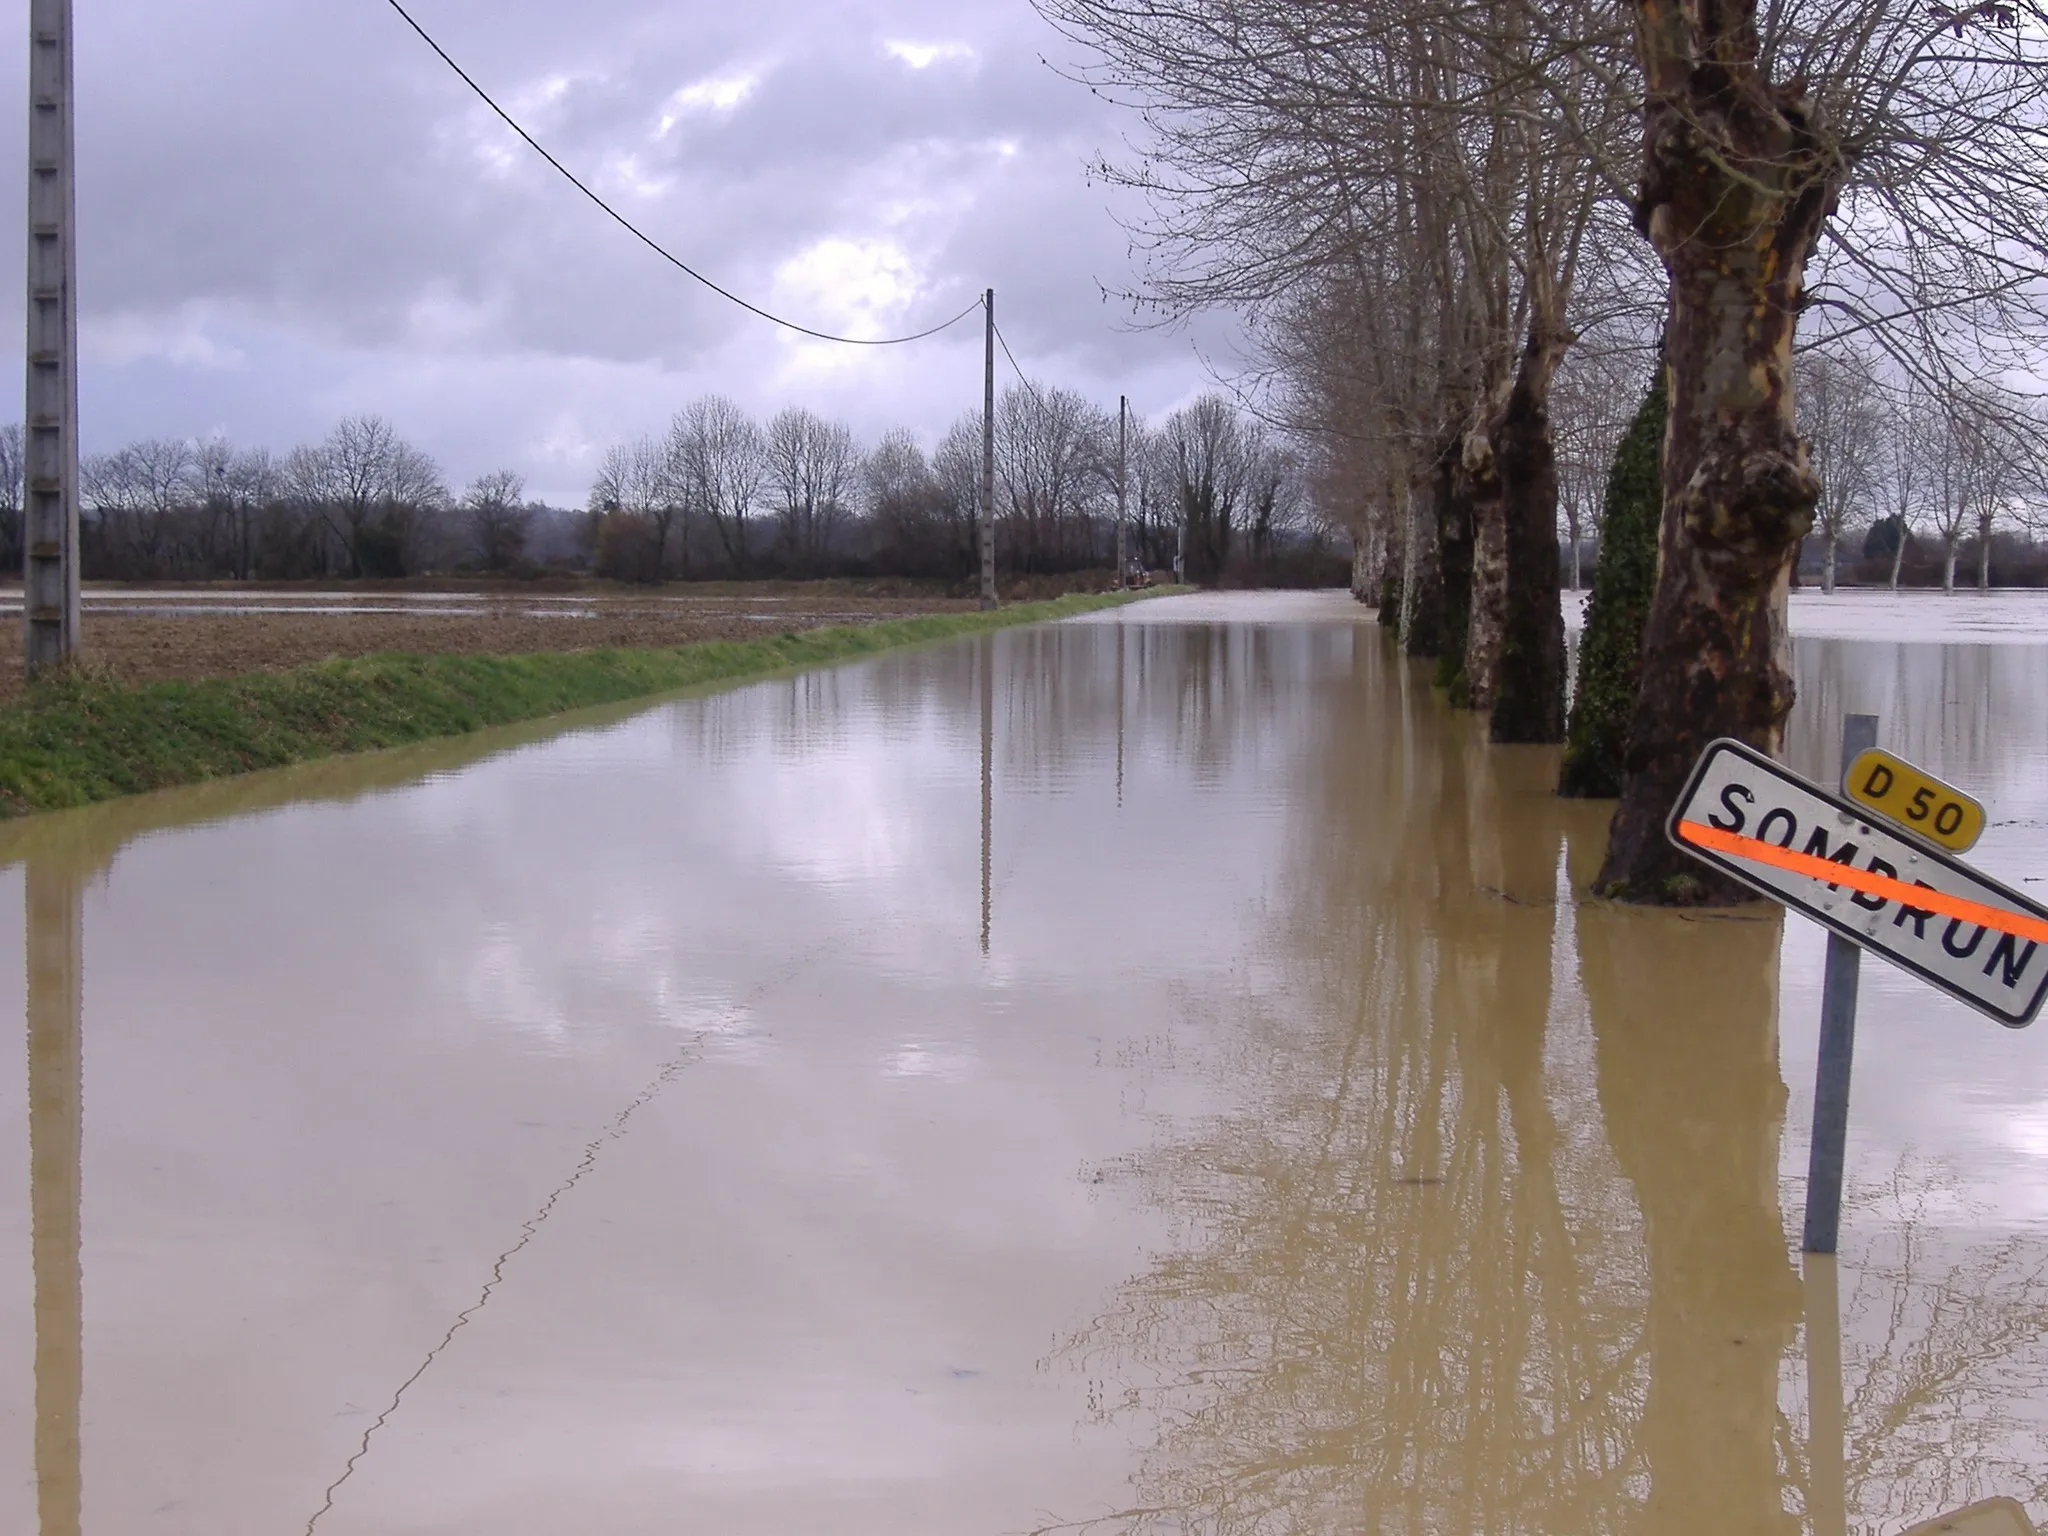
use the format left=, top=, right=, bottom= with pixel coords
left=1115, top=621, right=1126, bottom=809
left=1804, top=1253, right=1847, bottom=1536
left=26, top=858, right=84, bottom=1536
left=980, top=636, right=993, bottom=955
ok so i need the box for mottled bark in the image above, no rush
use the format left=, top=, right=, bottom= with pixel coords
left=1460, top=422, right=1507, bottom=713
left=1888, top=531, right=1905, bottom=591
left=1493, top=328, right=1568, bottom=744
left=1598, top=0, right=1841, bottom=902
left=1433, top=444, right=1474, bottom=681
left=1400, top=459, right=1445, bottom=658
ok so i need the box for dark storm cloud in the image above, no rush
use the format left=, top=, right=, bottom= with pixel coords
left=0, top=0, right=1235, bottom=500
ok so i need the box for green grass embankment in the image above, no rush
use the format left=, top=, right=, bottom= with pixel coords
left=0, top=589, right=1174, bottom=819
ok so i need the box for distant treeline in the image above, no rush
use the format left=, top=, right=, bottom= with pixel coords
left=0, top=385, right=1348, bottom=588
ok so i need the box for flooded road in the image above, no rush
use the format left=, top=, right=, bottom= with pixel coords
left=2, top=593, right=2046, bottom=1534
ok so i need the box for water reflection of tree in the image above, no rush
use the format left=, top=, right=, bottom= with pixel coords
left=1818, top=1174, right=2048, bottom=1531
left=1043, top=643, right=1656, bottom=1533
left=1786, top=640, right=2048, bottom=803
left=1042, top=634, right=2048, bottom=1536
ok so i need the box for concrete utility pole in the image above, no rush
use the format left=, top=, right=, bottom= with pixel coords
left=24, top=0, right=81, bottom=676
left=1115, top=396, right=1128, bottom=588
left=979, top=289, right=997, bottom=610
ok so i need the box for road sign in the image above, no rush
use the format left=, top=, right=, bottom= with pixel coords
left=1668, top=738, right=2048, bottom=1028
left=1844, top=747, right=1985, bottom=852
left=1900, top=1498, right=2040, bottom=1536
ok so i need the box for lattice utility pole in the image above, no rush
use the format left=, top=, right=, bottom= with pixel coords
left=23, top=0, right=81, bottom=676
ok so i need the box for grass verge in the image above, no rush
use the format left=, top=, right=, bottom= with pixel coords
left=0, top=588, right=1175, bottom=819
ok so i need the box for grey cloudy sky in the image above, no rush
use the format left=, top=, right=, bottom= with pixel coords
left=0, top=0, right=1240, bottom=504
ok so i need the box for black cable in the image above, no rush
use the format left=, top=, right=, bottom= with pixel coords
left=992, top=321, right=1046, bottom=402
left=380, top=0, right=985, bottom=346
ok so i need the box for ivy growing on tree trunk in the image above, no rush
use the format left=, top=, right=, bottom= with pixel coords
left=1559, top=371, right=1665, bottom=799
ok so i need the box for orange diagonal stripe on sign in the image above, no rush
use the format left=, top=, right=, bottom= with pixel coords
left=1676, top=820, right=2048, bottom=946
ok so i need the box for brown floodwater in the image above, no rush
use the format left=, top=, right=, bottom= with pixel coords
left=2, top=592, right=2046, bottom=1534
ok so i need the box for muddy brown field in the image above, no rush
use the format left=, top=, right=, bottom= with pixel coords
left=0, top=583, right=981, bottom=696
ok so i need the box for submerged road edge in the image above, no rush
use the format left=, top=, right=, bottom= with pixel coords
left=0, top=587, right=1182, bottom=823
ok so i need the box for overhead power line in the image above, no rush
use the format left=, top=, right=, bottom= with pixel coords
left=992, top=321, right=1046, bottom=403
left=380, top=0, right=985, bottom=347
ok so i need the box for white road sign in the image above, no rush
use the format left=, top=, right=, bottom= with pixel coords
left=1667, top=738, right=2048, bottom=1028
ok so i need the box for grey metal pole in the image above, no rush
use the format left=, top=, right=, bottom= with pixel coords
left=24, top=0, right=82, bottom=676
left=1801, top=711, right=1879, bottom=1255
left=979, top=289, right=996, bottom=611
left=1115, top=395, right=1128, bottom=588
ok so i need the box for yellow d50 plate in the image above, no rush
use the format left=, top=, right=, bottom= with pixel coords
left=1844, top=747, right=1986, bottom=853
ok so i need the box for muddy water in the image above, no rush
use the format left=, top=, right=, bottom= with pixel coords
left=2, top=593, right=2045, bottom=1534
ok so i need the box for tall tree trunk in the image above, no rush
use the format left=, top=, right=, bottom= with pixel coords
left=1943, top=539, right=1957, bottom=592
left=1822, top=533, right=1837, bottom=595
left=1493, top=325, right=1569, bottom=744
left=1460, top=418, right=1507, bottom=714
left=1597, top=2, right=1840, bottom=902
left=1401, top=452, right=1448, bottom=659
left=1433, top=439, right=1475, bottom=681
left=1978, top=522, right=1992, bottom=590
left=1888, top=525, right=1905, bottom=590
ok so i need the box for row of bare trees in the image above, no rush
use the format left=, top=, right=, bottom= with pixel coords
left=583, top=387, right=1319, bottom=584
left=0, top=389, right=1330, bottom=586
left=1798, top=345, right=2048, bottom=593
left=1040, top=0, right=2048, bottom=901
left=0, top=414, right=566, bottom=582
left=1559, top=344, right=2048, bottom=596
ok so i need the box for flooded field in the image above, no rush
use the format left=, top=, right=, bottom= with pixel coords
left=0, top=586, right=972, bottom=696
left=2, top=592, right=2046, bottom=1533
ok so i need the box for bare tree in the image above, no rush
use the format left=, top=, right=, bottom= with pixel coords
left=588, top=437, right=674, bottom=581
left=123, top=438, right=196, bottom=574
left=673, top=396, right=766, bottom=575
left=1600, top=0, right=2048, bottom=897
left=299, top=415, right=447, bottom=577
left=1552, top=351, right=1647, bottom=591
left=866, top=428, right=972, bottom=578
left=0, top=423, right=23, bottom=573
left=764, top=407, right=861, bottom=572
left=1037, top=0, right=1644, bottom=738
left=1159, top=395, right=1252, bottom=584
left=1798, top=345, right=1885, bottom=594
left=994, top=383, right=1113, bottom=573
left=1878, top=385, right=1936, bottom=591
left=463, top=469, right=530, bottom=573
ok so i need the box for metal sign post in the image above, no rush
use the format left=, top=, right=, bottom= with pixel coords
left=1805, top=714, right=1876, bottom=1254
left=1667, top=720, right=2048, bottom=1254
